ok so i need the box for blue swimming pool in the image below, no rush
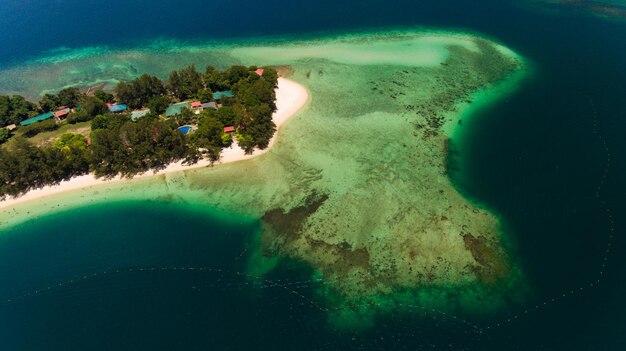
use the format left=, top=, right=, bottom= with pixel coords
left=177, top=125, right=193, bottom=135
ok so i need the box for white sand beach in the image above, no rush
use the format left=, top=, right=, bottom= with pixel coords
left=0, top=77, right=309, bottom=209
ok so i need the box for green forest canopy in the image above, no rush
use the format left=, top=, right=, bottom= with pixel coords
left=0, top=65, right=279, bottom=198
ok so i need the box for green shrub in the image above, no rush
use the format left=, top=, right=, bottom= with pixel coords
left=66, top=112, right=94, bottom=124
left=0, top=128, right=10, bottom=144
left=21, top=119, right=59, bottom=137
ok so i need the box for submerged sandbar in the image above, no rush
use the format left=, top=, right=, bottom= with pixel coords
left=0, top=30, right=527, bottom=315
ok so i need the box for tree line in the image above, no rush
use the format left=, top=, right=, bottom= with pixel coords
left=0, top=87, right=110, bottom=142
left=0, top=64, right=280, bottom=198
left=113, top=64, right=278, bottom=152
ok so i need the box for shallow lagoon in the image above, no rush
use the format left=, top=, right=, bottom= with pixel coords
left=1, top=0, right=625, bottom=349
left=0, top=30, right=528, bottom=316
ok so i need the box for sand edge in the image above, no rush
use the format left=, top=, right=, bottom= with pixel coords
left=0, top=77, right=310, bottom=210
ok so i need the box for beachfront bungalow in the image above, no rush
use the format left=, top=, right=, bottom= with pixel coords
left=108, top=104, right=128, bottom=113
left=255, top=68, right=264, bottom=76
left=20, top=112, right=54, bottom=126
left=213, top=90, right=234, bottom=100
left=130, top=109, right=150, bottom=121
left=223, top=126, right=235, bottom=133
left=54, top=108, right=70, bottom=120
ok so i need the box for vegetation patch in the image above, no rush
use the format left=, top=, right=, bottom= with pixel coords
left=0, top=65, right=279, bottom=198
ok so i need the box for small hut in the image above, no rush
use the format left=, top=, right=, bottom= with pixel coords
left=54, top=108, right=70, bottom=119
left=108, top=104, right=128, bottom=113
left=213, top=91, right=234, bottom=100
left=201, top=102, right=218, bottom=110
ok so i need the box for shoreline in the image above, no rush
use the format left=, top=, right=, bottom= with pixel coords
left=0, top=31, right=529, bottom=307
left=1, top=28, right=517, bottom=100
left=0, top=77, right=309, bottom=210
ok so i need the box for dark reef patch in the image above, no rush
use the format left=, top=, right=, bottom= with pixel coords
left=462, top=233, right=510, bottom=285
left=307, top=238, right=372, bottom=275
left=260, top=193, right=329, bottom=253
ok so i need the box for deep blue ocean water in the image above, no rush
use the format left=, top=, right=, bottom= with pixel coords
left=1, top=0, right=625, bottom=350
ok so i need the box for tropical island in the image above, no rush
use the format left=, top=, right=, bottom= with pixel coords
left=0, top=65, right=287, bottom=198
left=0, top=31, right=527, bottom=321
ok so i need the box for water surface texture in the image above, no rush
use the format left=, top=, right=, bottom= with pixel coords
left=1, top=0, right=625, bottom=350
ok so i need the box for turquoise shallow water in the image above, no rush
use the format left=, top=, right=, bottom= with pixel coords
left=1, top=0, right=626, bottom=350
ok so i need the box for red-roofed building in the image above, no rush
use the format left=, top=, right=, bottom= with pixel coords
left=54, top=108, right=70, bottom=118
left=223, top=126, right=235, bottom=133
left=191, top=101, right=202, bottom=108
left=255, top=68, right=264, bottom=76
